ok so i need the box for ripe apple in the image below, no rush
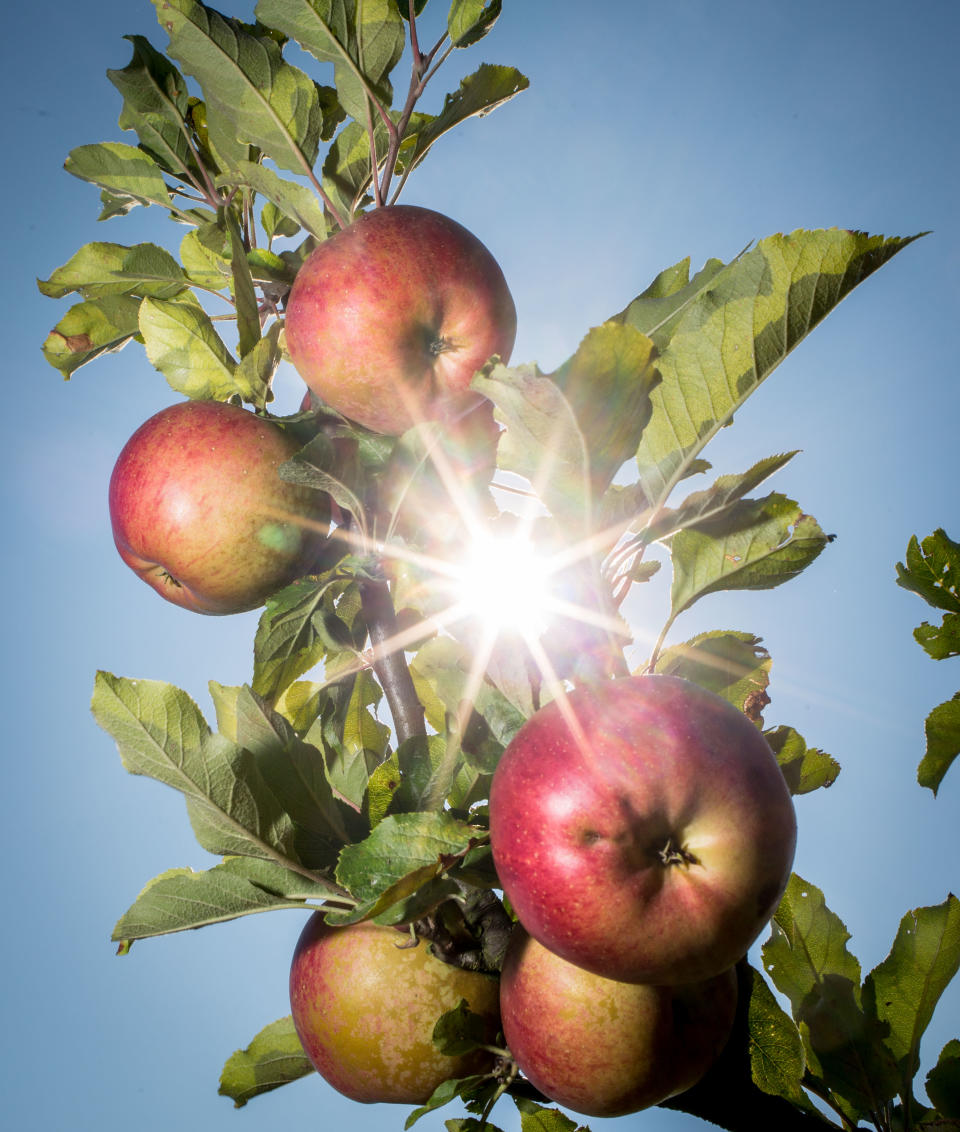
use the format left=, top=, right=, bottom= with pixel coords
left=289, top=915, right=501, bottom=1104
left=500, top=927, right=737, bottom=1117
left=284, top=205, right=517, bottom=436
left=109, top=399, right=329, bottom=614
left=489, top=674, right=796, bottom=985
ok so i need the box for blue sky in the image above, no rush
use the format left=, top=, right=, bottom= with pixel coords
left=2, top=2, right=958, bottom=1131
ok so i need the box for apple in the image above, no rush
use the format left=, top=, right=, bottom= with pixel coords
left=489, top=674, right=796, bottom=985
left=500, top=927, right=737, bottom=1117
left=289, top=915, right=500, bottom=1104
left=109, top=399, right=329, bottom=614
left=284, top=205, right=517, bottom=436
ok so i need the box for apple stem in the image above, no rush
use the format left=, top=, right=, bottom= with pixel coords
left=359, top=577, right=426, bottom=744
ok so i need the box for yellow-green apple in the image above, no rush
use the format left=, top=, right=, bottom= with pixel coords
left=284, top=205, right=517, bottom=436
left=489, top=674, right=796, bottom=984
left=108, top=399, right=329, bottom=614
left=289, top=915, right=500, bottom=1104
left=500, top=927, right=737, bottom=1117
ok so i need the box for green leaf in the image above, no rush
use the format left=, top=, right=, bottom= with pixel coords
left=653, top=630, right=772, bottom=717
left=332, top=811, right=480, bottom=923
left=620, top=230, right=924, bottom=508
left=233, top=319, right=282, bottom=408
left=319, top=668, right=391, bottom=809
left=915, top=615, right=960, bottom=662
left=763, top=725, right=841, bottom=795
left=762, top=873, right=862, bottom=1019
left=432, top=999, right=491, bottom=1056
left=448, top=0, right=502, bottom=47
left=152, top=0, right=322, bottom=174
left=404, top=1075, right=488, bottom=1130
left=864, top=896, right=960, bottom=1089
left=927, top=1040, right=960, bottom=1119
left=64, top=141, right=174, bottom=214
left=218, top=160, right=328, bottom=240
left=180, top=220, right=232, bottom=289
left=225, top=210, right=261, bottom=358
left=472, top=361, right=592, bottom=526
left=91, top=671, right=298, bottom=861
left=112, top=857, right=342, bottom=943
left=643, top=452, right=799, bottom=544
left=918, top=694, right=960, bottom=795
left=219, top=1015, right=315, bottom=1106
left=402, top=63, right=528, bottom=177
left=41, top=295, right=143, bottom=377
left=551, top=322, right=660, bottom=496
left=513, top=1098, right=586, bottom=1132
left=896, top=530, right=960, bottom=614
left=138, top=296, right=240, bottom=399
left=321, top=118, right=388, bottom=217
left=669, top=494, right=829, bottom=619
left=38, top=242, right=190, bottom=300
left=255, top=0, right=404, bottom=123
left=746, top=966, right=809, bottom=1106
left=107, top=35, right=199, bottom=178
left=253, top=578, right=346, bottom=702
left=232, top=686, right=353, bottom=862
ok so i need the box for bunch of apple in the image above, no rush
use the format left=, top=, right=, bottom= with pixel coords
left=107, top=205, right=517, bottom=615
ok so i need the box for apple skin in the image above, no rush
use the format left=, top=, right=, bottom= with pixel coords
left=284, top=205, right=517, bottom=436
left=489, top=674, right=796, bottom=985
left=500, top=927, right=737, bottom=1117
left=289, top=915, right=501, bottom=1104
left=109, top=399, right=329, bottom=615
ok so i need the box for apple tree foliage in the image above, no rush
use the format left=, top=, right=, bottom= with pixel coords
left=39, top=2, right=959, bottom=1131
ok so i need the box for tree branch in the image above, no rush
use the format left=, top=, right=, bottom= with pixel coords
left=359, top=577, right=426, bottom=745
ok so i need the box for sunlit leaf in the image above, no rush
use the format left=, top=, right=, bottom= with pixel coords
left=138, top=295, right=240, bottom=399
left=918, top=694, right=960, bottom=795
left=255, top=0, right=404, bottom=123
left=108, top=34, right=199, bottom=178
left=112, top=857, right=342, bottom=942
left=448, top=0, right=502, bottom=47
left=42, top=295, right=143, bottom=377
left=91, top=671, right=298, bottom=861
left=219, top=1016, right=315, bottom=1106
left=653, top=630, right=771, bottom=717
left=619, top=230, right=924, bottom=508
left=896, top=529, right=960, bottom=614
left=764, top=725, right=841, bottom=795
left=746, top=967, right=808, bottom=1106
left=38, top=242, right=190, bottom=300
left=64, top=141, right=174, bottom=214
left=152, top=0, right=322, bottom=174
left=218, top=160, right=329, bottom=239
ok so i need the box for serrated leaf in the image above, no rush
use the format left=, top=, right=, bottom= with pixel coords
left=404, top=1075, right=488, bottom=1130
left=324, top=668, right=391, bottom=808
left=762, top=873, right=862, bottom=1019
left=180, top=220, right=233, bottom=288
left=669, top=494, right=829, bottom=619
left=915, top=615, right=960, bottom=662
left=108, top=35, right=199, bottom=178
left=621, top=230, right=923, bottom=508
left=896, top=530, right=960, bottom=614
left=91, top=671, right=298, bottom=861
left=927, top=1040, right=960, bottom=1119
left=218, top=160, right=328, bottom=239
left=514, top=1099, right=586, bottom=1132
left=472, top=361, right=592, bottom=526
left=403, top=63, right=528, bottom=176
left=746, top=966, right=809, bottom=1106
left=233, top=686, right=353, bottom=862
left=653, top=630, right=771, bottom=716
left=432, top=999, right=491, bottom=1056
left=64, top=141, right=174, bottom=214
left=138, top=295, right=240, bottom=398
left=333, top=811, right=479, bottom=921
left=255, top=0, right=404, bottom=123
left=112, top=857, right=342, bottom=942
left=919, top=694, right=960, bottom=795
left=42, top=295, right=143, bottom=377
left=219, top=1015, right=315, bottom=1106
left=643, top=451, right=799, bottom=544
left=448, top=0, right=502, bottom=47
left=321, top=118, right=389, bottom=217
left=551, top=322, right=660, bottom=496
left=152, top=0, right=322, bottom=175
left=864, top=896, right=960, bottom=1089
left=38, top=242, right=190, bottom=301
left=764, top=725, right=841, bottom=795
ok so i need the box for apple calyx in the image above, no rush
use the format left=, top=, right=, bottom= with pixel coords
left=657, top=837, right=700, bottom=868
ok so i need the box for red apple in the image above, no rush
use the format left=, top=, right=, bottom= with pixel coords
left=109, top=399, right=329, bottom=614
left=489, top=674, right=796, bottom=985
left=284, top=205, right=517, bottom=436
left=500, top=927, right=737, bottom=1117
left=289, top=915, right=500, bottom=1104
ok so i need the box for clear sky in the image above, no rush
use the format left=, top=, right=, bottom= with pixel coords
left=2, top=2, right=958, bottom=1131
